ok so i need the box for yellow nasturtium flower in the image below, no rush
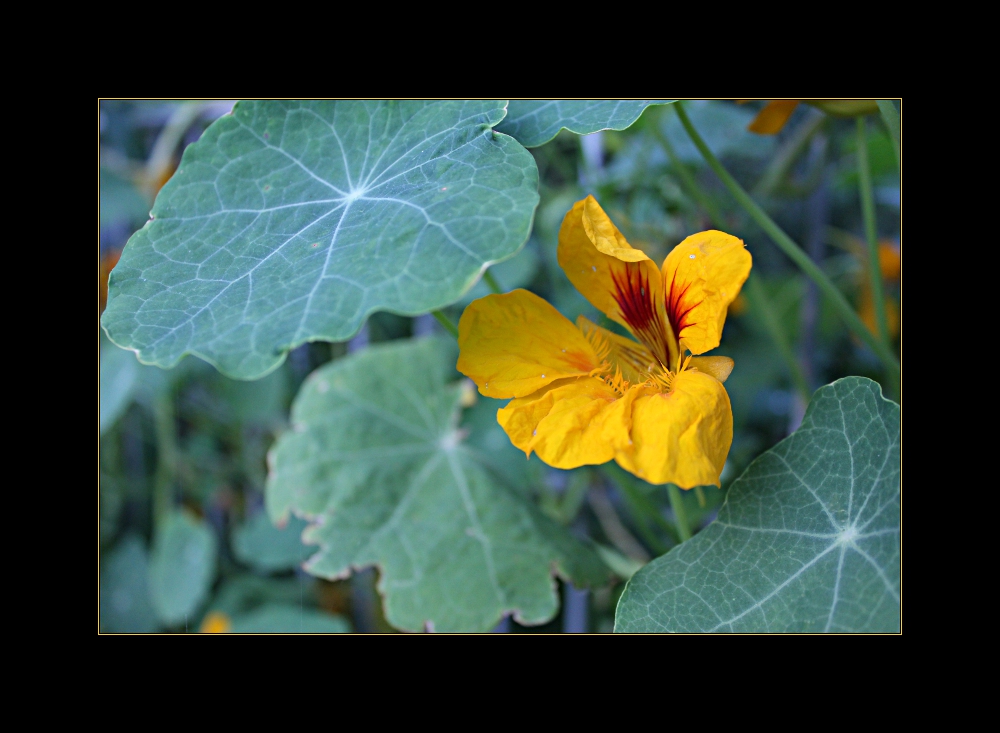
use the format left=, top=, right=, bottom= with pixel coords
left=457, top=196, right=751, bottom=489
left=745, top=99, right=880, bottom=135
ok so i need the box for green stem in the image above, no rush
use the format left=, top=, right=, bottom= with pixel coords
left=650, top=119, right=723, bottom=225
left=675, top=102, right=900, bottom=379
left=746, top=273, right=811, bottom=402
left=482, top=270, right=502, bottom=294
left=558, top=471, right=591, bottom=525
left=856, top=117, right=890, bottom=350
left=611, top=473, right=676, bottom=550
left=753, top=111, right=826, bottom=198
left=876, top=100, right=901, bottom=169
left=651, top=109, right=810, bottom=402
left=667, top=484, right=692, bottom=542
left=431, top=310, right=459, bottom=339
left=152, top=393, right=177, bottom=530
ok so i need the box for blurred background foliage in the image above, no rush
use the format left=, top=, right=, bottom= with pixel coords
left=99, top=100, right=900, bottom=633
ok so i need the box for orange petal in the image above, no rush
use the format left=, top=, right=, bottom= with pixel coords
left=614, top=369, right=732, bottom=488
left=662, top=230, right=752, bottom=356
left=558, top=196, right=678, bottom=368
left=457, top=289, right=601, bottom=399
left=747, top=100, right=800, bottom=135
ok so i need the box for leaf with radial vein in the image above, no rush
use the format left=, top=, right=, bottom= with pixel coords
left=266, top=337, right=608, bottom=632
left=101, top=101, right=539, bottom=379
left=496, top=100, right=674, bottom=147
left=615, top=377, right=900, bottom=633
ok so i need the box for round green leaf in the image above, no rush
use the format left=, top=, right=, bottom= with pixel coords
left=232, top=512, right=313, bottom=573
left=615, top=377, right=900, bottom=633
left=102, top=101, right=539, bottom=379
left=496, top=100, right=674, bottom=147
left=228, top=604, right=351, bottom=633
left=148, top=511, right=218, bottom=626
left=100, top=535, right=159, bottom=633
left=100, top=343, right=139, bottom=434
left=266, top=337, right=608, bottom=632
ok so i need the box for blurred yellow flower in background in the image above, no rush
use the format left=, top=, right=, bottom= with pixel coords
left=745, top=99, right=880, bottom=135
left=199, top=611, right=232, bottom=633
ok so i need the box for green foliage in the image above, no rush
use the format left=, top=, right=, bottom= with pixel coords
left=615, top=378, right=899, bottom=632
left=99, top=535, right=158, bottom=632
left=232, top=512, right=313, bottom=573
left=102, top=101, right=539, bottom=379
left=148, top=511, right=218, bottom=626
left=497, top=100, right=673, bottom=148
left=266, top=337, right=608, bottom=632
left=100, top=99, right=901, bottom=633
left=229, top=604, right=351, bottom=633
left=100, top=344, right=140, bottom=434
left=100, top=167, right=149, bottom=227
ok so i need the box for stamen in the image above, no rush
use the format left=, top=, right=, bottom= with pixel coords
left=601, top=366, right=631, bottom=396
left=584, top=325, right=612, bottom=363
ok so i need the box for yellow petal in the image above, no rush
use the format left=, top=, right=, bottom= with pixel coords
left=457, top=289, right=601, bottom=399
left=558, top=196, right=678, bottom=367
left=688, top=356, right=734, bottom=383
left=747, top=100, right=800, bottom=135
left=662, top=230, right=752, bottom=356
left=498, top=378, right=654, bottom=469
left=614, top=370, right=732, bottom=488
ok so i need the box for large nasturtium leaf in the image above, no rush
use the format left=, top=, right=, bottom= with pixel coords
left=616, top=377, right=900, bottom=633
left=102, top=101, right=539, bottom=379
left=148, top=511, right=218, bottom=626
left=496, top=100, right=673, bottom=148
left=266, top=337, right=608, bottom=632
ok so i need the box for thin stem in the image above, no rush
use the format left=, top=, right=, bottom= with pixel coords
left=613, top=483, right=673, bottom=553
left=857, top=118, right=890, bottom=349
left=143, top=102, right=205, bottom=200
left=431, top=310, right=459, bottom=339
left=482, top=270, right=502, bottom=294
left=152, top=393, right=177, bottom=530
left=667, top=485, right=692, bottom=542
left=557, top=471, right=591, bottom=525
left=753, top=111, right=826, bottom=198
left=650, top=119, right=723, bottom=225
left=588, top=485, right=650, bottom=561
left=876, top=100, right=901, bottom=169
left=675, top=102, right=900, bottom=379
left=651, top=108, right=810, bottom=402
left=610, top=468, right=679, bottom=547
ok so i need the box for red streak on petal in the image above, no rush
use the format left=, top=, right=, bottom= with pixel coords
left=610, top=263, right=670, bottom=366
left=666, top=268, right=704, bottom=336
